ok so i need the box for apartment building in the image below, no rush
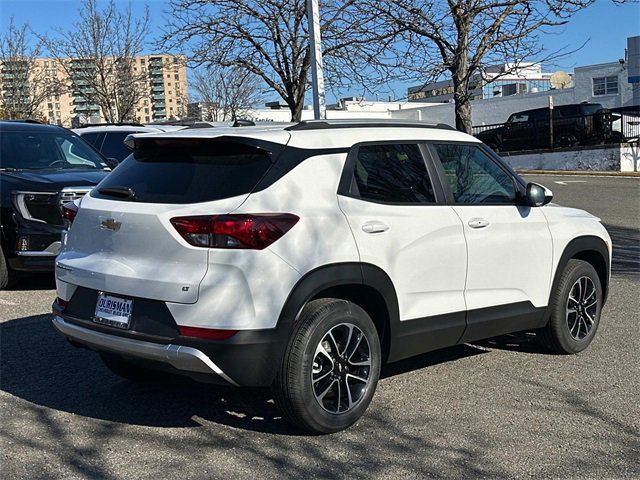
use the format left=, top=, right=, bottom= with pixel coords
left=0, top=54, right=188, bottom=126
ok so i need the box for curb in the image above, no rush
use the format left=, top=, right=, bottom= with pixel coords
left=517, top=170, right=640, bottom=177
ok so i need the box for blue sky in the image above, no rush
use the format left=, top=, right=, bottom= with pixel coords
left=1, top=0, right=638, bottom=103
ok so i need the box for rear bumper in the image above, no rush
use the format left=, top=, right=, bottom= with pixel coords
left=52, top=295, right=290, bottom=387
left=52, top=316, right=240, bottom=386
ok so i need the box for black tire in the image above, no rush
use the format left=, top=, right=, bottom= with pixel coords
left=0, top=246, right=12, bottom=290
left=606, top=131, right=626, bottom=144
left=273, top=298, right=382, bottom=434
left=100, top=352, right=166, bottom=383
left=539, top=259, right=603, bottom=354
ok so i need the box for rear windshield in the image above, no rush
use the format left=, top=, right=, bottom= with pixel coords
left=92, top=139, right=274, bottom=204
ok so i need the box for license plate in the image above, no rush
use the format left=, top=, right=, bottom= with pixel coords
left=94, top=292, right=133, bottom=329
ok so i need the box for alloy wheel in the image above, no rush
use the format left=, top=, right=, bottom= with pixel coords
left=311, top=323, right=371, bottom=414
left=566, top=276, right=598, bottom=340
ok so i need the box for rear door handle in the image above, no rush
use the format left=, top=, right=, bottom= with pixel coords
left=362, top=222, right=389, bottom=234
left=468, top=217, right=490, bottom=229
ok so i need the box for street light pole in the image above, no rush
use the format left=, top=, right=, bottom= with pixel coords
left=307, top=0, right=326, bottom=120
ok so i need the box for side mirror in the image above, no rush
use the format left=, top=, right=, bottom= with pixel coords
left=104, top=157, right=119, bottom=169
left=525, top=182, right=553, bottom=207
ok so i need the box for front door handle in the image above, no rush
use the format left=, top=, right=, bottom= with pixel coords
left=362, top=222, right=389, bottom=234
left=468, top=217, right=490, bottom=229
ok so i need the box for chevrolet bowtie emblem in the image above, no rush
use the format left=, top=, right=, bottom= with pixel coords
left=100, top=218, right=121, bottom=231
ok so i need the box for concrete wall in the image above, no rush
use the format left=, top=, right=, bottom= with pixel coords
left=500, top=143, right=639, bottom=172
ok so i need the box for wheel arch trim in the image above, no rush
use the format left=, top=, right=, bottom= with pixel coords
left=550, top=235, right=610, bottom=306
left=274, top=262, right=400, bottom=358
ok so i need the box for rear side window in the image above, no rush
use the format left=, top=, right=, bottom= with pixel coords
left=78, top=132, right=104, bottom=147
left=93, top=139, right=274, bottom=204
left=349, top=144, right=436, bottom=204
left=433, top=143, right=516, bottom=204
left=100, top=132, right=138, bottom=161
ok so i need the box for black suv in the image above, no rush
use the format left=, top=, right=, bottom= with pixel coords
left=0, top=121, right=112, bottom=289
left=476, top=102, right=625, bottom=152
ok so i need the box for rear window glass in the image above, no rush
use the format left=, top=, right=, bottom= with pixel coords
left=92, top=139, right=274, bottom=204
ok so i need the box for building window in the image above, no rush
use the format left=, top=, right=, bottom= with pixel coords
left=593, top=76, right=618, bottom=96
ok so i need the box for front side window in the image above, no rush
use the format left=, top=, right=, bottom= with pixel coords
left=508, top=113, right=529, bottom=123
left=350, top=143, right=436, bottom=204
left=433, top=144, right=516, bottom=204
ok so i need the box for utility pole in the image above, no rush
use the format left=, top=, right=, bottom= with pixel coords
left=307, top=0, right=326, bottom=120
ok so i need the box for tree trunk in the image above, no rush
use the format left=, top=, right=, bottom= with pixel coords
left=453, top=94, right=473, bottom=134
left=288, top=92, right=305, bottom=122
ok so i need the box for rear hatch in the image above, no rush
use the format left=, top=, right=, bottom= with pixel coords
left=56, top=134, right=288, bottom=303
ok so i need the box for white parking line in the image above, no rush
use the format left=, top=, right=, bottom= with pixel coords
left=554, top=180, right=588, bottom=185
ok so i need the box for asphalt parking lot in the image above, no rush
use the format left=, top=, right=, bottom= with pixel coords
left=1, top=174, right=638, bottom=479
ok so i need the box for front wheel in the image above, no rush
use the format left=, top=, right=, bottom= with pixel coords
left=273, top=299, right=381, bottom=434
left=0, top=246, right=14, bottom=290
left=539, top=259, right=603, bottom=354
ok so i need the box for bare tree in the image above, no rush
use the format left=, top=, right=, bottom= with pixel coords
left=372, top=0, right=631, bottom=133
left=192, top=65, right=263, bottom=121
left=0, top=19, right=63, bottom=120
left=39, top=0, right=151, bottom=123
left=163, top=0, right=405, bottom=121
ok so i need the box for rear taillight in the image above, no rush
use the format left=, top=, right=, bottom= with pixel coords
left=178, top=326, right=238, bottom=340
left=56, top=297, right=69, bottom=309
left=61, top=201, right=79, bottom=226
left=170, top=214, right=299, bottom=250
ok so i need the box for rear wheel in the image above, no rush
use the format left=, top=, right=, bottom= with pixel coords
left=539, top=259, right=602, bottom=354
left=273, top=299, right=381, bottom=434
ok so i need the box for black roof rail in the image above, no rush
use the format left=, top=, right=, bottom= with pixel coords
left=285, top=119, right=455, bottom=131
left=184, top=122, right=218, bottom=129
left=3, top=119, right=44, bottom=124
left=74, top=122, right=145, bottom=128
left=232, top=119, right=256, bottom=127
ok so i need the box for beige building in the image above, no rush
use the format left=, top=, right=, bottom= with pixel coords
left=0, top=54, right=188, bottom=127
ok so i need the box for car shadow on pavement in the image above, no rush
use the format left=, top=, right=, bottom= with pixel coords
left=604, top=223, right=640, bottom=279
left=1, top=313, right=486, bottom=435
left=5, top=272, right=56, bottom=291
left=471, top=331, right=549, bottom=354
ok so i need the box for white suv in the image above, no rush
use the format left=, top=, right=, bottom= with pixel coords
left=53, top=120, right=611, bottom=433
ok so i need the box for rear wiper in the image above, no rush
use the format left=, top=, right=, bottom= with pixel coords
left=98, top=186, right=136, bottom=200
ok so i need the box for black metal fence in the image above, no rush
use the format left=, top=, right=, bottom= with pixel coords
left=472, top=111, right=640, bottom=153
